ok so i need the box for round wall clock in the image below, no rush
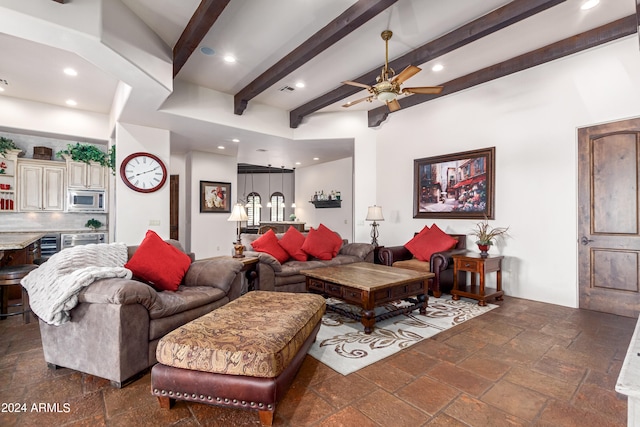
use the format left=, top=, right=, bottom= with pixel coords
left=120, top=152, right=167, bottom=193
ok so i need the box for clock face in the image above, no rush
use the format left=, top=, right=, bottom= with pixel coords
left=120, top=152, right=167, bottom=193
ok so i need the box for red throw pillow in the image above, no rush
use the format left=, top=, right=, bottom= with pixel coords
left=124, top=230, right=192, bottom=292
left=278, top=226, right=308, bottom=261
left=404, top=224, right=458, bottom=262
left=251, top=229, right=290, bottom=263
left=301, top=224, right=342, bottom=260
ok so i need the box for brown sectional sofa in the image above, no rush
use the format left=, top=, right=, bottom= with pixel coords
left=240, top=232, right=375, bottom=293
left=38, top=240, right=245, bottom=387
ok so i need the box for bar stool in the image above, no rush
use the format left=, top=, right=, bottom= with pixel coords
left=0, top=264, right=38, bottom=324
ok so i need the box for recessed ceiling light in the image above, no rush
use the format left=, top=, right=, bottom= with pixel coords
left=223, top=55, right=236, bottom=63
left=295, top=82, right=305, bottom=88
left=295, top=162, right=301, bottom=165
left=313, top=157, right=319, bottom=161
left=63, top=67, right=78, bottom=76
left=217, top=145, right=225, bottom=150
left=200, top=46, right=215, bottom=56
left=432, top=63, right=444, bottom=72
left=232, top=138, right=240, bottom=143
left=0, top=87, right=4, bottom=92
left=65, top=99, right=77, bottom=106
left=581, top=0, right=599, bottom=10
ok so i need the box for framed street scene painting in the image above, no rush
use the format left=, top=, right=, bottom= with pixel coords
left=413, top=147, right=495, bottom=219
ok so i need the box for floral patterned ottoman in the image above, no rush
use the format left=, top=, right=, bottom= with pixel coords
left=151, top=290, right=325, bottom=426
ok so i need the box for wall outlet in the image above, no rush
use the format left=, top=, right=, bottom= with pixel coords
left=149, top=219, right=160, bottom=226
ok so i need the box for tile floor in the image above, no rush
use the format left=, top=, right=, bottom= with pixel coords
left=0, top=296, right=636, bottom=426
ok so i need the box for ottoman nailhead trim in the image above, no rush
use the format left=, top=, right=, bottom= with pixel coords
left=192, top=394, right=196, bottom=398
left=199, top=395, right=204, bottom=399
left=258, top=403, right=263, bottom=408
left=161, top=390, right=166, bottom=395
left=250, top=402, right=255, bottom=407
left=169, top=391, right=173, bottom=396
left=217, top=397, right=221, bottom=402
left=176, top=392, right=181, bottom=397
left=233, top=399, right=237, bottom=403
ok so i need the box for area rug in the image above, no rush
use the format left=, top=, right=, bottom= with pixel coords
left=308, top=295, right=497, bottom=375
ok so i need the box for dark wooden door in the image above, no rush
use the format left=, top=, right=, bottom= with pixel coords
left=578, top=118, right=640, bottom=318
left=170, top=175, right=179, bottom=240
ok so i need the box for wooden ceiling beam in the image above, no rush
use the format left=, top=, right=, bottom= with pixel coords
left=234, top=0, right=399, bottom=116
left=51, top=0, right=67, bottom=3
left=368, top=15, right=638, bottom=127
left=173, top=0, right=231, bottom=78
left=289, top=0, right=566, bottom=128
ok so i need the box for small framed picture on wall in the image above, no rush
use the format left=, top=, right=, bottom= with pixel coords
left=200, top=181, right=231, bottom=213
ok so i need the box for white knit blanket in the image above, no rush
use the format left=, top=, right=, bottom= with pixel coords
left=21, top=242, right=132, bottom=326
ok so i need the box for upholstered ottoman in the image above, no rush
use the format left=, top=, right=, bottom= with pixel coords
left=151, top=290, right=325, bottom=426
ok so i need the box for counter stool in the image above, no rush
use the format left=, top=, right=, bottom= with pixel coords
left=0, top=264, right=38, bottom=324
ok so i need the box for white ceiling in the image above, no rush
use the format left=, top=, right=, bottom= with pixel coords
left=0, top=0, right=634, bottom=169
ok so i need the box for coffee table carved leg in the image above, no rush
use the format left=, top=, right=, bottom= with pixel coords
left=418, top=292, right=428, bottom=315
left=362, top=309, right=375, bottom=334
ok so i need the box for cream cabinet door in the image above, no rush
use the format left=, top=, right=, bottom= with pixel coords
left=67, top=161, right=86, bottom=188
left=18, top=164, right=43, bottom=211
left=42, top=166, right=65, bottom=211
left=86, top=163, right=106, bottom=189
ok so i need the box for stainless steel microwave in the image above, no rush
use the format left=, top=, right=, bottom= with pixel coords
left=67, top=189, right=106, bottom=212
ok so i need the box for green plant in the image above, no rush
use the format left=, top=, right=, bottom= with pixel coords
left=472, top=217, right=509, bottom=246
left=57, top=143, right=116, bottom=174
left=0, top=137, right=20, bottom=158
left=85, top=218, right=103, bottom=230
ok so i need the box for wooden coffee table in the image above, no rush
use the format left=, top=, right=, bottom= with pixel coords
left=302, top=262, right=434, bottom=334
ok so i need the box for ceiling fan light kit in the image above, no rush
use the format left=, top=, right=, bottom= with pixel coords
left=342, top=30, right=443, bottom=112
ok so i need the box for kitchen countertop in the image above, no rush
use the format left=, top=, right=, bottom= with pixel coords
left=0, top=232, right=46, bottom=251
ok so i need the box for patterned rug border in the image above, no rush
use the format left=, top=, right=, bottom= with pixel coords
left=308, top=295, right=497, bottom=375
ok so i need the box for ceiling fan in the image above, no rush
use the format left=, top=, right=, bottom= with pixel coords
left=342, top=30, right=443, bottom=112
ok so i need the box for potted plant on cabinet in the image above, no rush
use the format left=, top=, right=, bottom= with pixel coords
left=57, top=143, right=116, bottom=174
left=472, top=217, right=509, bottom=257
left=0, top=137, right=23, bottom=158
left=85, top=218, right=103, bottom=231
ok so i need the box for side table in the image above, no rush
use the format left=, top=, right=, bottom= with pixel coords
left=451, top=253, right=504, bottom=306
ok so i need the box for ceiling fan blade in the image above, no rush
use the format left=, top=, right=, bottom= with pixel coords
left=342, top=80, right=372, bottom=90
left=387, top=99, right=401, bottom=112
left=402, top=86, right=444, bottom=95
left=393, top=65, right=421, bottom=84
left=342, top=96, right=373, bottom=108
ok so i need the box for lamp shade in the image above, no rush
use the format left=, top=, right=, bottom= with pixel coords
left=366, top=205, right=384, bottom=221
left=227, top=203, right=248, bottom=221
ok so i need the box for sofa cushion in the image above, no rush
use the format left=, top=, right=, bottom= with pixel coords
left=149, top=285, right=227, bottom=320
left=125, top=230, right=192, bottom=292
left=278, top=226, right=308, bottom=261
left=155, top=291, right=326, bottom=378
left=301, top=224, right=342, bottom=260
left=338, top=242, right=375, bottom=259
left=251, top=229, right=290, bottom=263
left=404, top=224, right=458, bottom=262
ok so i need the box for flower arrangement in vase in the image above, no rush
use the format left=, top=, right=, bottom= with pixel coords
left=472, top=217, right=509, bottom=256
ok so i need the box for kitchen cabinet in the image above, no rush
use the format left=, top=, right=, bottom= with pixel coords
left=18, top=159, right=65, bottom=211
left=0, top=149, right=21, bottom=212
left=66, top=160, right=107, bottom=189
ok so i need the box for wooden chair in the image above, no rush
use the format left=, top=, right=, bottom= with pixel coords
left=258, top=225, right=278, bottom=234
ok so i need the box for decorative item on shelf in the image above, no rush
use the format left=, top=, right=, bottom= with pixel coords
left=85, top=218, right=103, bottom=230
left=366, top=205, right=384, bottom=246
left=0, top=161, right=6, bottom=174
left=33, top=146, right=53, bottom=160
left=227, top=203, right=248, bottom=258
left=57, top=142, right=116, bottom=174
left=0, top=137, right=23, bottom=158
left=289, top=214, right=296, bottom=221
left=472, top=216, right=509, bottom=257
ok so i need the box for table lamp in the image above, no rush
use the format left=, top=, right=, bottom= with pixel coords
left=227, top=203, right=248, bottom=258
left=366, top=205, right=384, bottom=246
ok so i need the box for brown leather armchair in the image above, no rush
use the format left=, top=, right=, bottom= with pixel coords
left=378, top=234, right=467, bottom=297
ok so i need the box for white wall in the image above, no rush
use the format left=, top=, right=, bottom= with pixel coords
left=114, top=122, right=170, bottom=244
left=292, top=111, right=377, bottom=243
left=185, top=150, right=237, bottom=258
left=374, top=36, right=640, bottom=308
left=296, top=157, right=353, bottom=241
